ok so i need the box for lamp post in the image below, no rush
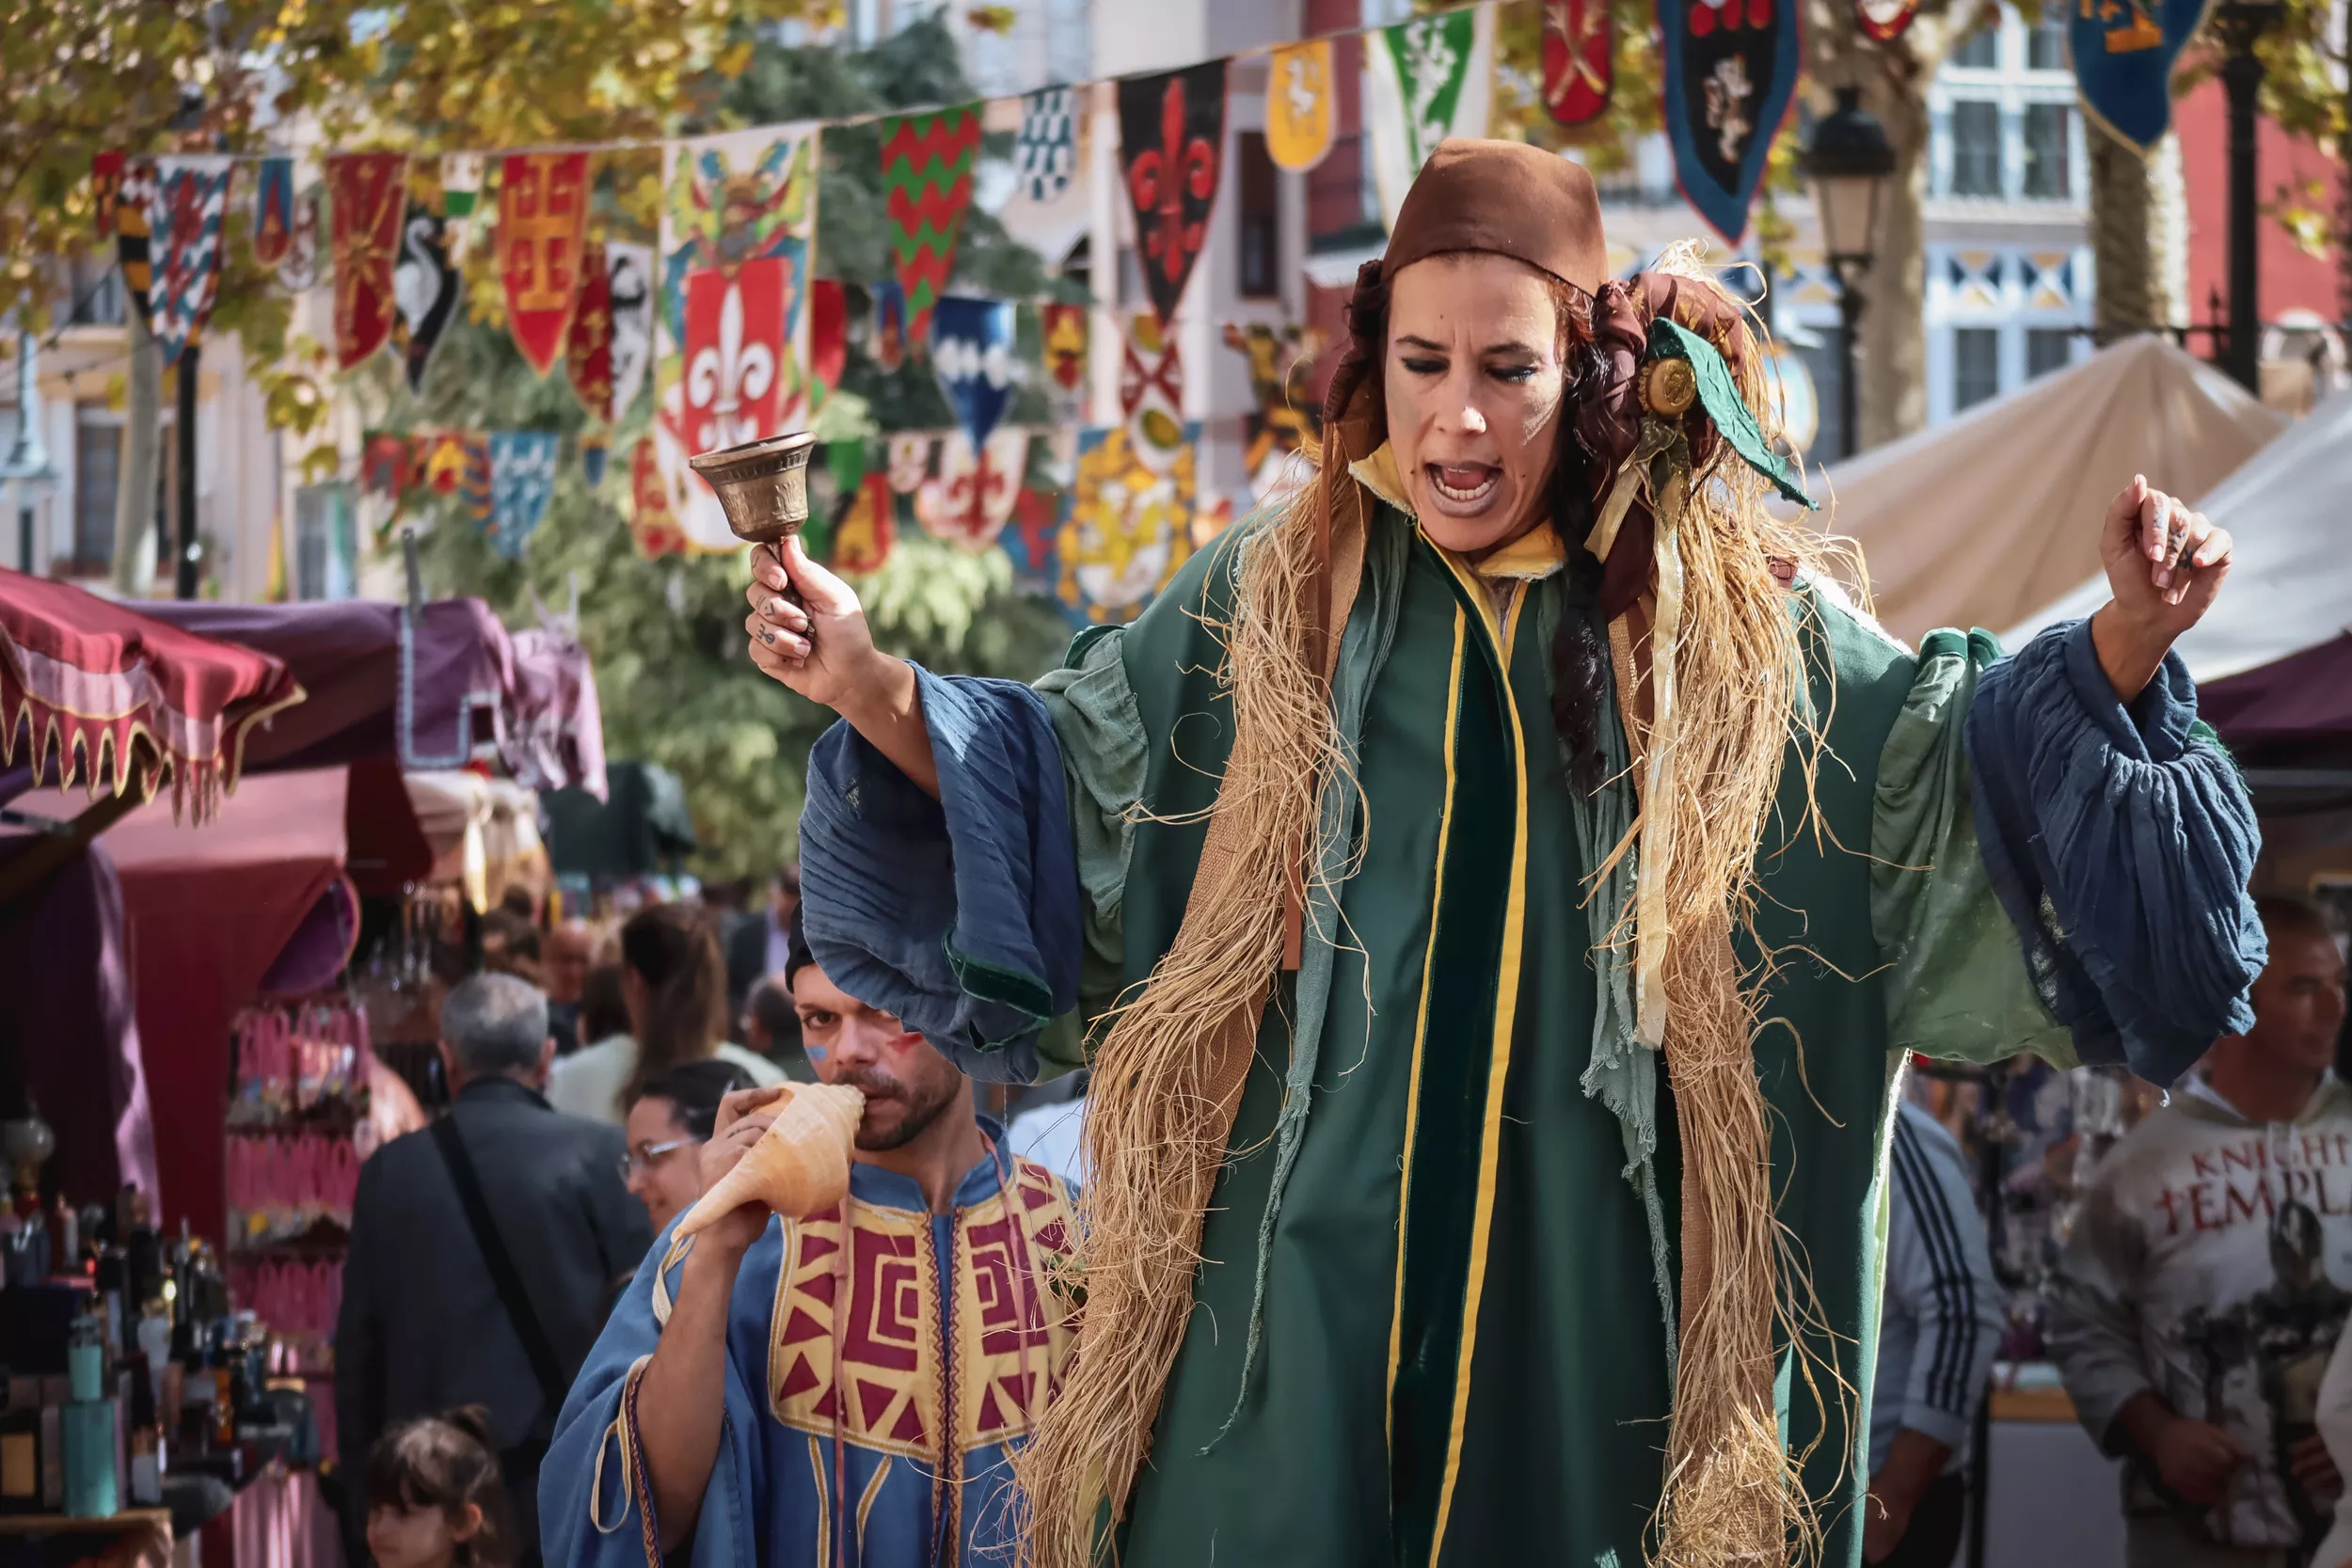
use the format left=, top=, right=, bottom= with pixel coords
left=1802, top=86, right=1897, bottom=460
left=1, top=328, right=59, bottom=575
left=2211, top=0, right=2281, bottom=391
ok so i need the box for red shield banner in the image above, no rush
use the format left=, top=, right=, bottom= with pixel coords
left=811, top=278, right=847, bottom=399
left=1856, top=0, right=1922, bottom=40
left=566, top=238, right=616, bottom=423
left=498, top=151, right=591, bottom=377
left=1543, top=0, right=1615, bottom=125
left=678, top=260, right=787, bottom=460
left=1042, top=303, right=1089, bottom=392
left=326, top=152, right=407, bottom=371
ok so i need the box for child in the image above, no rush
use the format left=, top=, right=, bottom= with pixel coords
left=364, top=1407, right=515, bottom=1568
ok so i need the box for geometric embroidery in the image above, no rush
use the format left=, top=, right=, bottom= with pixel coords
left=767, top=1156, right=1079, bottom=1460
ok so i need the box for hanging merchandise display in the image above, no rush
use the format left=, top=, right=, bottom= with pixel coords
left=441, top=152, right=485, bottom=261
left=497, top=151, right=593, bottom=377
left=114, top=158, right=157, bottom=325
left=92, top=150, right=126, bottom=241
left=1543, top=0, right=1615, bottom=125
left=393, top=203, right=460, bottom=394
left=930, top=294, right=1021, bottom=451
left=251, top=156, right=297, bottom=268
left=885, top=432, right=932, bottom=496
left=878, top=105, right=983, bottom=351
left=831, top=471, right=896, bottom=576
left=1119, top=60, right=1227, bottom=327
left=1041, top=302, right=1089, bottom=398
left=565, top=238, right=617, bottom=422
left=651, top=126, right=820, bottom=552
left=148, top=156, right=235, bottom=368
left=327, top=151, right=408, bottom=371
left=1016, top=86, right=1079, bottom=202
left=1658, top=0, right=1801, bottom=243
left=920, top=428, right=1028, bottom=548
left=1120, top=311, right=1187, bottom=475
left=1265, top=40, right=1336, bottom=171
left=2071, top=0, right=2202, bottom=150
left=1221, top=321, right=1323, bottom=501
left=869, top=277, right=911, bottom=371
left=279, top=183, right=322, bottom=292
left=1365, top=5, right=1497, bottom=232
left=1057, top=423, right=1197, bottom=626
left=487, top=432, right=560, bottom=560
left=810, top=278, right=848, bottom=403
left=605, top=242, right=655, bottom=420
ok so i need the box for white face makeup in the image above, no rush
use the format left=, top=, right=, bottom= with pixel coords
left=1381, top=252, right=1569, bottom=558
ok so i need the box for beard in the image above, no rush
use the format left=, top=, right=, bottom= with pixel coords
left=838, top=1064, right=960, bottom=1151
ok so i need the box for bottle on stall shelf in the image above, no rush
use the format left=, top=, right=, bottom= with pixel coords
left=126, top=1356, right=163, bottom=1508
left=0, top=1371, right=40, bottom=1515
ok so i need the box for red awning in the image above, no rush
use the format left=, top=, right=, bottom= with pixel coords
left=0, top=568, right=305, bottom=820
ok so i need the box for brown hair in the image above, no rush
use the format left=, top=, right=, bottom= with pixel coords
left=363, top=1407, right=513, bottom=1568
left=617, top=903, right=729, bottom=1112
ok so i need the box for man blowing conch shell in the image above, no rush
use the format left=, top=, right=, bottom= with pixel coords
left=544, top=918, right=1078, bottom=1568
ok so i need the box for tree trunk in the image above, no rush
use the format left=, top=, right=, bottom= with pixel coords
left=111, top=309, right=161, bottom=593
left=2088, top=121, right=2188, bottom=342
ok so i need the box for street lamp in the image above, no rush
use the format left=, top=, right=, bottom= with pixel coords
left=1802, top=86, right=1896, bottom=460
left=1, top=328, right=59, bottom=576
left=2210, top=0, right=2282, bottom=392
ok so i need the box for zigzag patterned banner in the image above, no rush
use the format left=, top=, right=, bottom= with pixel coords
left=878, top=104, right=983, bottom=353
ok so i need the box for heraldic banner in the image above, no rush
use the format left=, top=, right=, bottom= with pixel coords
left=2071, top=0, right=2204, bottom=151
left=1543, top=0, right=1614, bottom=126
left=1657, top=0, right=1801, bottom=244
left=327, top=152, right=408, bottom=371
left=651, top=125, right=820, bottom=553
left=149, top=156, right=233, bottom=368
left=1266, top=40, right=1335, bottom=172
left=1119, top=60, right=1228, bottom=328
left=1364, top=5, right=1497, bottom=232
left=878, top=106, right=983, bottom=354
left=498, top=151, right=591, bottom=377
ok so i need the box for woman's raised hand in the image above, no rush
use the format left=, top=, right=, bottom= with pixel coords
left=2088, top=473, right=2234, bottom=702
left=743, top=535, right=886, bottom=713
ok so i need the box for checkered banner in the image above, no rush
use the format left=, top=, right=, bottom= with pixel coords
left=1015, top=87, right=1077, bottom=203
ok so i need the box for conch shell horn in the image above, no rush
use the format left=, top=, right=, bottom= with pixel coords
left=674, top=1083, right=866, bottom=1236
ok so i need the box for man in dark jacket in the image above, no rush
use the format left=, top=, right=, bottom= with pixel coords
left=336, top=973, right=651, bottom=1564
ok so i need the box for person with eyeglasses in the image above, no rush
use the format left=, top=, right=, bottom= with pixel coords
left=618, top=1060, right=759, bottom=1234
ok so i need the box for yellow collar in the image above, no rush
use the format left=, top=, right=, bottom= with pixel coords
left=1346, top=440, right=1568, bottom=582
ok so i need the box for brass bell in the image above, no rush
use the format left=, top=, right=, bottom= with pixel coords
left=687, top=430, right=818, bottom=546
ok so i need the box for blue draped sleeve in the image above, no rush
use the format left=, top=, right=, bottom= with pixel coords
left=1964, top=616, right=2265, bottom=1086
left=540, top=1224, right=773, bottom=1568
left=798, top=664, right=1085, bottom=1084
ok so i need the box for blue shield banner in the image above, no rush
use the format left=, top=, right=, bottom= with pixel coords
left=930, top=294, right=1021, bottom=451
left=870, top=278, right=910, bottom=371
left=2072, top=0, right=2205, bottom=151
left=1656, top=0, right=1800, bottom=245
left=487, top=431, right=560, bottom=560
left=252, top=156, right=296, bottom=268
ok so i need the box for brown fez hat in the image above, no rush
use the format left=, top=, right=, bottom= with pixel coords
left=1381, top=139, right=1610, bottom=296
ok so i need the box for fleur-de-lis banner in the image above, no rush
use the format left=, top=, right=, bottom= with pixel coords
left=327, top=152, right=408, bottom=370
left=1365, top=5, right=1496, bottom=232
left=2071, top=0, right=2203, bottom=150
left=811, top=278, right=847, bottom=403
left=878, top=106, right=982, bottom=350
left=653, top=126, right=818, bottom=551
left=1266, top=40, right=1335, bottom=171
left=870, top=278, right=911, bottom=371
left=252, top=156, right=296, bottom=268
left=1041, top=302, right=1089, bottom=395
left=393, top=203, right=459, bottom=394
left=565, top=238, right=617, bottom=422
left=149, top=156, right=234, bottom=368
left=1543, top=0, right=1615, bottom=125
left=498, top=151, right=592, bottom=377
left=919, top=428, right=1029, bottom=549
left=1658, top=0, right=1800, bottom=244
left=279, top=183, right=322, bottom=292
left=92, top=151, right=126, bottom=241
left=605, top=242, right=654, bottom=420
left=1855, top=0, right=1921, bottom=41
left=1119, top=60, right=1226, bottom=328
left=1016, top=87, right=1078, bottom=202
left=487, top=431, right=560, bottom=559
left=114, top=159, right=157, bottom=325
left=930, top=294, right=1021, bottom=451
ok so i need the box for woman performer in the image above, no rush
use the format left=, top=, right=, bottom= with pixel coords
left=739, top=142, right=2260, bottom=1568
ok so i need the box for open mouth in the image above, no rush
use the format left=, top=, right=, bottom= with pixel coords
left=1426, top=462, right=1501, bottom=509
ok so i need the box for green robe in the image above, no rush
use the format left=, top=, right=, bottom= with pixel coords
left=1031, top=500, right=2066, bottom=1568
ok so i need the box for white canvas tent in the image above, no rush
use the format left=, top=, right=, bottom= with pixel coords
left=1797, top=336, right=2281, bottom=646
left=2003, top=380, right=2352, bottom=682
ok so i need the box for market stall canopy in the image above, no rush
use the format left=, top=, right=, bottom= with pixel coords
left=2004, top=380, right=2352, bottom=749
left=405, top=769, right=550, bottom=912
left=139, top=597, right=607, bottom=798
left=1799, top=336, right=2281, bottom=646
left=0, top=567, right=305, bottom=820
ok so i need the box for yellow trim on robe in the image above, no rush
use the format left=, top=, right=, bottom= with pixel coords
left=1386, top=608, right=1469, bottom=1453
left=1425, top=547, right=1536, bottom=1563
left=856, top=1455, right=893, bottom=1550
